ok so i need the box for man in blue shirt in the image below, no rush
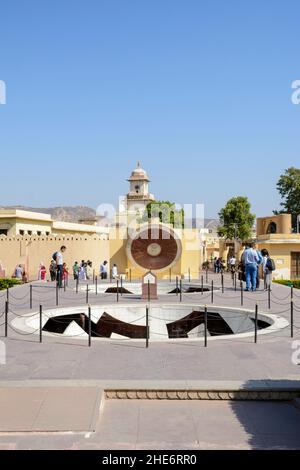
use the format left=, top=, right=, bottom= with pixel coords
left=100, top=260, right=108, bottom=280
left=253, top=242, right=263, bottom=289
left=242, top=243, right=259, bottom=292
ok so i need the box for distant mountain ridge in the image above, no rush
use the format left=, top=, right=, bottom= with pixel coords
left=0, top=206, right=96, bottom=223
left=0, top=206, right=219, bottom=227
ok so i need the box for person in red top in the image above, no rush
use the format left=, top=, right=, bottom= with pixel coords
left=39, top=262, right=47, bottom=281
left=62, top=263, right=69, bottom=282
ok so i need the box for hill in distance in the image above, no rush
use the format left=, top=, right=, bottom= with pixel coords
left=0, top=206, right=96, bottom=223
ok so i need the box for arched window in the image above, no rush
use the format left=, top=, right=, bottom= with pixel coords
left=266, top=222, right=277, bottom=234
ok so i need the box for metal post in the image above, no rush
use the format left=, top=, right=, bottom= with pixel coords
left=189, top=268, right=191, bottom=283
left=291, top=300, right=294, bottom=338
left=146, top=306, right=149, bottom=349
left=234, top=273, right=237, bottom=292
left=204, top=306, right=208, bottom=348
left=206, top=268, right=208, bottom=283
left=211, top=280, right=214, bottom=303
left=86, top=284, right=89, bottom=304
left=93, top=269, right=95, bottom=284
left=63, top=277, right=66, bottom=292
left=6, top=287, right=9, bottom=304
left=30, top=284, right=33, bottom=309
left=39, top=305, right=43, bottom=343
left=76, top=277, right=79, bottom=294
left=176, top=276, right=179, bottom=296
left=88, top=305, right=92, bottom=347
left=5, top=301, right=8, bottom=338
left=130, top=269, right=132, bottom=283
left=95, top=275, right=98, bottom=295
left=291, top=284, right=294, bottom=301
left=201, top=275, right=204, bottom=295
left=169, top=268, right=172, bottom=283
left=268, top=284, right=271, bottom=310
left=221, top=274, right=224, bottom=293
left=117, top=280, right=119, bottom=302
left=148, top=280, right=150, bottom=303
left=56, top=284, right=59, bottom=306
left=254, top=304, right=258, bottom=343
left=240, top=281, right=243, bottom=306
left=121, top=277, right=123, bottom=296
left=180, top=279, right=182, bottom=302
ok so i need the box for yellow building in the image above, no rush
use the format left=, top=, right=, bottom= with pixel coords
left=110, top=164, right=202, bottom=280
left=0, top=209, right=109, bottom=237
left=0, top=164, right=202, bottom=280
left=0, top=210, right=110, bottom=279
left=257, top=214, right=300, bottom=279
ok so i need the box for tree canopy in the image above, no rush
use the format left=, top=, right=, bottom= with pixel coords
left=141, top=200, right=184, bottom=228
left=274, top=167, right=300, bottom=231
left=218, top=196, right=255, bottom=241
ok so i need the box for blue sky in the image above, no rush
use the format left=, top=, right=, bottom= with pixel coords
left=0, top=0, right=299, bottom=218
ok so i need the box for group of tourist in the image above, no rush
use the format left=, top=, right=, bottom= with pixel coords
left=240, top=243, right=275, bottom=292
left=14, top=246, right=120, bottom=287
left=213, top=256, right=237, bottom=274
left=14, top=264, right=27, bottom=282
left=213, top=244, right=275, bottom=292
left=99, top=261, right=119, bottom=280
left=72, top=260, right=93, bottom=281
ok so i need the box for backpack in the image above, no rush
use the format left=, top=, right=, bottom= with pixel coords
left=52, top=252, right=58, bottom=261
left=266, top=258, right=276, bottom=271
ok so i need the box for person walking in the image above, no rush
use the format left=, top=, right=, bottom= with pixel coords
left=253, top=243, right=263, bottom=289
left=73, top=261, right=79, bottom=281
left=49, top=260, right=57, bottom=282
left=112, top=263, right=118, bottom=279
left=87, top=261, right=93, bottom=280
left=242, top=243, right=259, bottom=292
left=38, top=262, right=47, bottom=281
left=261, top=249, right=274, bottom=291
left=229, top=255, right=236, bottom=274
left=15, top=264, right=24, bottom=280
left=54, top=246, right=66, bottom=288
left=62, top=263, right=69, bottom=283
left=213, top=257, right=218, bottom=273
left=100, top=260, right=108, bottom=280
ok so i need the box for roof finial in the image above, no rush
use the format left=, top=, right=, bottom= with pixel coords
left=137, top=160, right=140, bottom=168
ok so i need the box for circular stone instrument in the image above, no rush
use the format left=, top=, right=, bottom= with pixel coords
left=127, top=225, right=182, bottom=272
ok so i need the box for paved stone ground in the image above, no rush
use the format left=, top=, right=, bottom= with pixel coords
left=0, top=274, right=299, bottom=381
left=0, top=273, right=299, bottom=449
left=0, top=399, right=300, bottom=450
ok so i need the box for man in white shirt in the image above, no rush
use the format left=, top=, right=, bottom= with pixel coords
left=229, top=256, right=236, bottom=273
left=55, top=246, right=66, bottom=288
left=112, top=264, right=118, bottom=279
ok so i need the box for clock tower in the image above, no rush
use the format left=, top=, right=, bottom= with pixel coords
left=126, top=162, right=155, bottom=213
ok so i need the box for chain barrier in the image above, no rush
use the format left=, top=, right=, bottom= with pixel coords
left=1, top=278, right=299, bottom=345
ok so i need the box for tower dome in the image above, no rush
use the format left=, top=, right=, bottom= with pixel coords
left=128, top=161, right=150, bottom=182
left=126, top=162, right=155, bottom=212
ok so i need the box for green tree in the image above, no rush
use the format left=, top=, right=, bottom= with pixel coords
left=274, top=167, right=300, bottom=231
left=218, top=196, right=255, bottom=241
left=141, top=200, right=184, bottom=228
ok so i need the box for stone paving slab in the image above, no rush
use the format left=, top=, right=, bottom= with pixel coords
left=0, top=400, right=298, bottom=450
left=1, top=379, right=300, bottom=391
left=0, top=386, right=102, bottom=432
